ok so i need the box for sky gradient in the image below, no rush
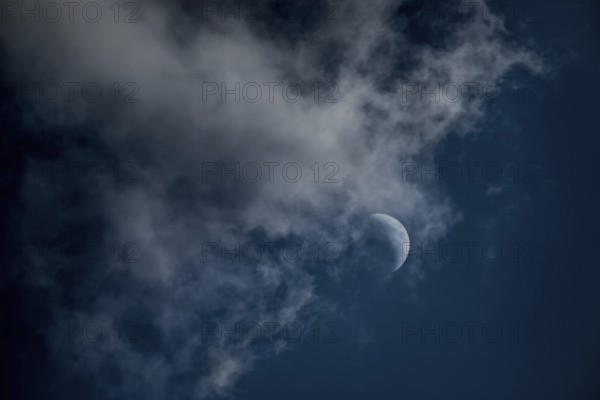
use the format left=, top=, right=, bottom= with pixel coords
left=2, top=1, right=600, bottom=399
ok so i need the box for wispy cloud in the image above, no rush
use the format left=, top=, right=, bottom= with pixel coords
left=2, top=0, right=542, bottom=397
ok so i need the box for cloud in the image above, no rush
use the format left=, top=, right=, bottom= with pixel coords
left=2, top=0, right=542, bottom=397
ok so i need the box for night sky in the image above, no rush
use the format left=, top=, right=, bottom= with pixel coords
left=2, top=1, right=600, bottom=399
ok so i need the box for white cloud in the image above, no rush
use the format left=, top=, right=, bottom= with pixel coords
left=3, top=0, right=542, bottom=397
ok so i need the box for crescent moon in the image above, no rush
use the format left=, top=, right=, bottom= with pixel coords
left=370, top=213, right=410, bottom=271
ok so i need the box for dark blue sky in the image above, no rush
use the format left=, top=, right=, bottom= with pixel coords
left=235, top=1, right=600, bottom=399
left=2, top=1, right=599, bottom=399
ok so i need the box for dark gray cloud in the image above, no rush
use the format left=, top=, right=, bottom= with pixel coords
left=1, top=0, right=542, bottom=397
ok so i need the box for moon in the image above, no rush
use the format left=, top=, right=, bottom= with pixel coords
left=370, top=214, right=410, bottom=271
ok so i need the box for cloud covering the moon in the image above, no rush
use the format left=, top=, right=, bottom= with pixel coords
left=1, top=0, right=543, bottom=397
